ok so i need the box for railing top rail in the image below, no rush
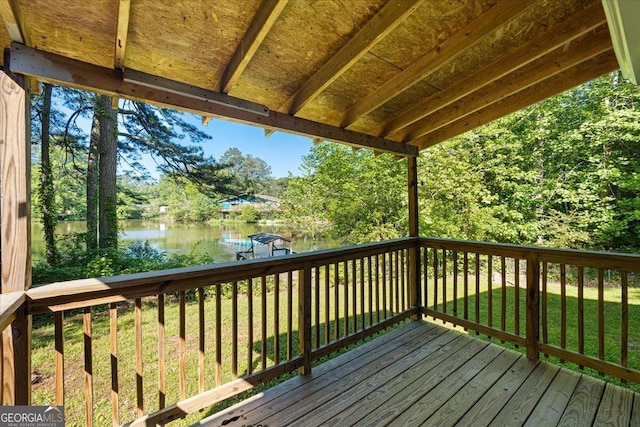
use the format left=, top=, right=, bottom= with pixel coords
left=0, top=291, right=25, bottom=330
left=26, top=237, right=417, bottom=314
left=419, top=237, right=640, bottom=272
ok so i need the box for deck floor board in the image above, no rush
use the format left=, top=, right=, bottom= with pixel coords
left=195, top=321, right=639, bottom=427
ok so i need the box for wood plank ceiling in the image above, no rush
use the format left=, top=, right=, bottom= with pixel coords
left=0, top=0, right=619, bottom=156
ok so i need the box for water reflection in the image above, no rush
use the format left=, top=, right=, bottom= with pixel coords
left=32, top=219, right=340, bottom=263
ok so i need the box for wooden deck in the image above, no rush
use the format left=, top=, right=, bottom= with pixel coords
left=196, top=321, right=640, bottom=427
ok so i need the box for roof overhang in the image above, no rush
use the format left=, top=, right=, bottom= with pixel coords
left=602, top=0, right=640, bottom=84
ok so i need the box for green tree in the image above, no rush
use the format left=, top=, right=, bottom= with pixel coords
left=284, top=143, right=406, bottom=244
left=220, top=147, right=273, bottom=194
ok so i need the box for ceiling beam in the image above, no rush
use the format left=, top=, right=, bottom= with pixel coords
left=399, top=27, right=612, bottom=141
left=9, top=43, right=416, bottom=157
left=114, top=0, right=131, bottom=70
left=0, top=0, right=27, bottom=44
left=340, top=0, right=538, bottom=128
left=284, top=0, right=423, bottom=115
left=219, top=0, right=289, bottom=93
left=412, top=50, right=619, bottom=150
left=381, top=0, right=607, bottom=137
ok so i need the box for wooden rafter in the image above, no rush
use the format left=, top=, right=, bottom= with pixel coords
left=340, top=0, right=538, bottom=128
left=114, top=0, right=131, bottom=70
left=412, top=50, right=618, bottom=150
left=399, top=27, right=612, bottom=142
left=9, top=43, right=417, bottom=157
left=0, top=0, right=26, bottom=43
left=381, top=0, right=607, bottom=137
left=220, top=0, right=289, bottom=94
left=284, top=0, right=423, bottom=115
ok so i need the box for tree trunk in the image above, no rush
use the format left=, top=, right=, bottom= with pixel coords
left=86, top=101, right=100, bottom=251
left=98, top=95, right=118, bottom=249
left=40, top=83, right=57, bottom=265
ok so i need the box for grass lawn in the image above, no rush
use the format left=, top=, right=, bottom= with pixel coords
left=30, top=263, right=639, bottom=426
left=425, top=271, right=640, bottom=393
left=30, top=268, right=408, bottom=426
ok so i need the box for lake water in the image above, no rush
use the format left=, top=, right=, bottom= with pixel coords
left=31, top=219, right=341, bottom=263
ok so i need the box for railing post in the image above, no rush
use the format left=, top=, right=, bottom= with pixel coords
left=525, top=253, right=540, bottom=361
left=298, top=264, right=312, bottom=375
left=407, top=156, right=420, bottom=318
left=1, top=69, right=32, bottom=405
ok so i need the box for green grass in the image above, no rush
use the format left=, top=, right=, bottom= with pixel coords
left=425, top=271, right=640, bottom=393
left=30, top=268, right=409, bottom=426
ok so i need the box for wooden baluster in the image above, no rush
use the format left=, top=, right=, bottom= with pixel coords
left=198, top=287, right=205, bottom=393
left=541, top=263, right=548, bottom=352
left=395, top=250, right=401, bottom=313
left=215, top=284, right=222, bottom=386
left=232, top=282, right=238, bottom=379
left=560, top=264, right=566, bottom=360
left=273, top=274, right=279, bottom=365
left=352, top=259, right=357, bottom=333
left=109, top=303, right=119, bottom=426
left=344, top=260, right=349, bottom=337
left=315, top=267, right=320, bottom=348
left=179, top=291, right=187, bottom=396
left=453, top=251, right=458, bottom=317
left=287, top=271, right=293, bottom=359
left=423, top=248, right=429, bottom=312
left=247, top=280, right=253, bottom=375
left=515, top=260, right=520, bottom=338
left=598, top=269, right=604, bottom=370
left=487, top=255, right=493, bottom=329
left=578, top=266, right=584, bottom=368
left=158, top=294, right=166, bottom=409
left=360, top=258, right=365, bottom=330
left=84, top=307, right=93, bottom=427
left=368, top=256, right=373, bottom=327
left=325, top=265, right=330, bottom=345
left=135, top=298, right=143, bottom=417
left=375, top=255, right=381, bottom=323
left=501, top=256, right=506, bottom=340
left=621, top=271, right=628, bottom=380
left=334, top=263, right=340, bottom=341
left=433, top=249, right=438, bottom=313
left=463, top=252, right=469, bottom=322
left=298, top=264, right=312, bottom=375
left=475, top=253, right=480, bottom=330
left=261, top=277, right=267, bottom=369
left=54, top=312, right=64, bottom=406
left=382, top=253, right=387, bottom=319
left=525, top=254, right=540, bottom=361
left=442, top=249, right=447, bottom=315
left=400, top=249, right=406, bottom=311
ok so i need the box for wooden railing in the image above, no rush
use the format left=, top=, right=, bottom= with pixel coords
left=2, top=236, right=639, bottom=425
left=18, top=238, right=415, bottom=426
left=419, top=237, right=640, bottom=383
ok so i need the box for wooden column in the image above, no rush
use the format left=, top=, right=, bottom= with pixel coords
left=0, top=69, right=32, bottom=404
left=407, top=156, right=420, bottom=317
left=298, top=264, right=312, bottom=375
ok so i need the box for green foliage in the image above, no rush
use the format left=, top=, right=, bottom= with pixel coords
left=238, top=204, right=260, bottom=223
left=419, top=71, right=640, bottom=251
left=156, top=175, right=220, bottom=222
left=284, top=143, right=406, bottom=244
left=32, top=240, right=214, bottom=286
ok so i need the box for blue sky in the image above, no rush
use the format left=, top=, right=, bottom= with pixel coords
left=193, top=117, right=313, bottom=178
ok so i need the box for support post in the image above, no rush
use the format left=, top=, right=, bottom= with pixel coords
left=0, top=69, right=32, bottom=404
left=298, top=264, right=312, bottom=375
left=525, top=253, right=540, bottom=361
left=407, top=156, right=420, bottom=319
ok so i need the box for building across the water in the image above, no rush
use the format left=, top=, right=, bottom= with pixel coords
left=218, top=194, right=282, bottom=219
